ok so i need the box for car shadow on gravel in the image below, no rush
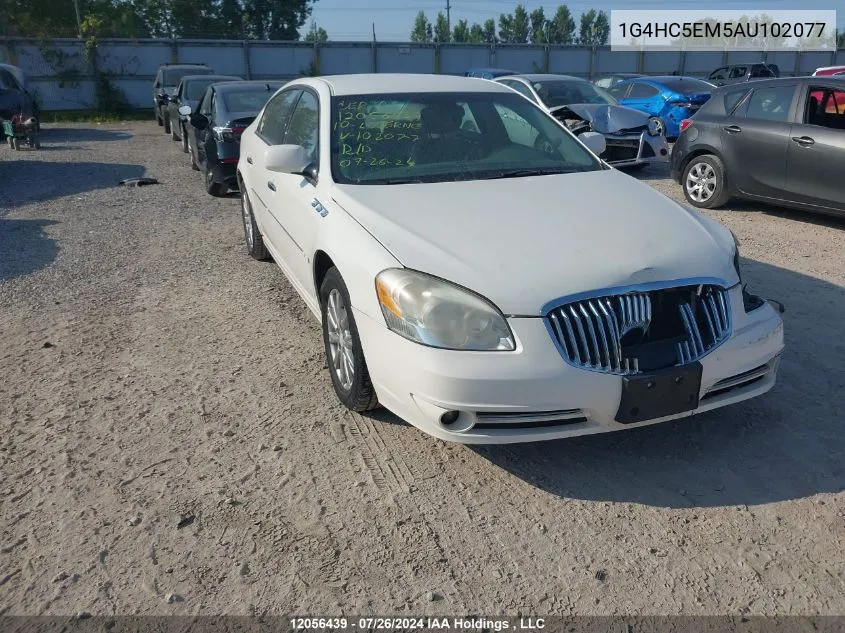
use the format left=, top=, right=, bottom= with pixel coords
left=41, top=127, right=133, bottom=142
left=722, top=199, right=845, bottom=230
left=0, top=219, right=59, bottom=280
left=0, top=160, right=146, bottom=207
left=470, top=258, right=845, bottom=509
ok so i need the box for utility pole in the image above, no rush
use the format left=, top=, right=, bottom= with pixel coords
left=72, top=0, right=82, bottom=38
left=446, top=0, right=451, bottom=34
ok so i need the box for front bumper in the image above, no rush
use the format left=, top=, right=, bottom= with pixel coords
left=603, top=131, right=670, bottom=168
left=355, top=285, right=784, bottom=444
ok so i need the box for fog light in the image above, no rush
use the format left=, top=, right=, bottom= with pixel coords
left=660, top=148, right=668, bottom=156
left=440, top=410, right=460, bottom=426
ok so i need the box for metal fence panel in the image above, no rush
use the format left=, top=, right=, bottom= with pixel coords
left=440, top=46, right=492, bottom=74
left=376, top=45, right=434, bottom=73
left=490, top=46, right=545, bottom=73
left=319, top=44, right=372, bottom=75
left=176, top=42, right=246, bottom=76
left=548, top=47, right=591, bottom=76
left=248, top=43, right=314, bottom=77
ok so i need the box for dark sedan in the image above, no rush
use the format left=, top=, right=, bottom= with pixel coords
left=671, top=77, right=845, bottom=216
left=182, top=81, right=283, bottom=196
left=167, top=74, right=242, bottom=150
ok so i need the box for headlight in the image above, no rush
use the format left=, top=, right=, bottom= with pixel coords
left=375, top=269, right=515, bottom=351
left=647, top=118, right=662, bottom=136
left=731, top=231, right=741, bottom=281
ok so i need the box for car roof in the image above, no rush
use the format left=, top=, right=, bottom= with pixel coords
left=504, top=73, right=584, bottom=82
left=160, top=64, right=209, bottom=69
left=309, top=73, right=515, bottom=96
left=213, top=80, right=284, bottom=93
left=180, top=74, right=239, bottom=83
left=466, top=67, right=517, bottom=73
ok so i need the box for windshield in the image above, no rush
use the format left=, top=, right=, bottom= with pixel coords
left=223, top=90, right=275, bottom=113
left=331, top=91, right=603, bottom=185
left=532, top=80, right=618, bottom=107
left=163, top=68, right=212, bottom=88
left=185, top=79, right=216, bottom=100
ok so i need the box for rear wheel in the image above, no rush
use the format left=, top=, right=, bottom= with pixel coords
left=163, top=113, right=171, bottom=134
left=156, top=106, right=163, bottom=126
left=188, top=140, right=199, bottom=171
left=682, top=154, right=730, bottom=209
left=180, top=124, right=188, bottom=153
left=204, top=165, right=228, bottom=197
left=240, top=188, right=270, bottom=261
left=170, top=120, right=179, bottom=141
left=648, top=116, right=666, bottom=137
left=319, top=268, right=378, bottom=413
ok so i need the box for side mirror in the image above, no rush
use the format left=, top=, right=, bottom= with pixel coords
left=580, top=131, right=606, bottom=156
left=190, top=113, right=208, bottom=130
left=264, top=144, right=311, bottom=174
left=178, top=104, right=192, bottom=116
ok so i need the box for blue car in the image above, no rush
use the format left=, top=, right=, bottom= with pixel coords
left=606, top=76, right=714, bottom=139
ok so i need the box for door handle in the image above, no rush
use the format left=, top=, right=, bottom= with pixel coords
left=267, top=181, right=276, bottom=191
left=723, top=125, right=741, bottom=134
left=791, top=136, right=815, bottom=146
left=247, top=156, right=253, bottom=164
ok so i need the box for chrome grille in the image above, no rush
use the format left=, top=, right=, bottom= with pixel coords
left=547, top=284, right=731, bottom=375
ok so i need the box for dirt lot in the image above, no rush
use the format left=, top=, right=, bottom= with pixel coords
left=1, top=123, right=844, bottom=617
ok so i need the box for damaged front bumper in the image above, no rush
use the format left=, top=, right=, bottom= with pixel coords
left=602, top=130, right=670, bottom=168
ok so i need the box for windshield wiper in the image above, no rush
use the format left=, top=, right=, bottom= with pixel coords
left=480, top=167, right=583, bottom=180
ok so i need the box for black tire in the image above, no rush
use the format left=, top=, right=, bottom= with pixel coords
left=181, top=124, right=189, bottom=153
left=240, top=188, right=270, bottom=261
left=204, top=166, right=228, bottom=197
left=163, top=113, right=171, bottom=135
left=170, top=120, right=179, bottom=141
left=648, top=116, right=666, bottom=137
left=681, top=154, right=730, bottom=209
left=319, top=267, right=379, bottom=413
left=156, top=106, right=163, bottom=126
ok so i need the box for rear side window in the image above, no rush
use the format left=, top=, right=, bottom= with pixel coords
left=724, top=88, right=751, bottom=113
left=607, top=84, right=628, bottom=99
left=750, top=65, right=774, bottom=78
left=709, top=67, right=728, bottom=80
left=744, top=85, right=795, bottom=122
left=628, top=82, right=659, bottom=98
left=729, top=66, right=747, bottom=79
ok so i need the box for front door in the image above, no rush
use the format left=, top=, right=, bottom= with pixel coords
left=719, top=83, right=796, bottom=199
left=783, top=84, right=845, bottom=211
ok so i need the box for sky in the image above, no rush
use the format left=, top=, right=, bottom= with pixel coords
left=304, top=0, right=844, bottom=41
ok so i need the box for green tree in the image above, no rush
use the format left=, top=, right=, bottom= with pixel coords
left=838, top=30, right=844, bottom=48
left=410, top=10, right=432, bottom=43
left=529, top=7, right=547, bottom=44
left=241, top=0, right=313, bottom=40
left=511, top=4, right=530, bottom=43
left=547, top=5, right=575, bottom=45
left=468, top=22, right=485, bottom=43
left=482, top=18, right=497, bottom=43
left=498, top=13, right=514, bottom=43
left=304, top=21, right=327, bottom=41
left=592, top=10, right=609, bottom=45
left=452, top=18, right=470, bottom=43
left=578, top=8, right=596, bottom=45
left=433, top=10, right=450, bottom=43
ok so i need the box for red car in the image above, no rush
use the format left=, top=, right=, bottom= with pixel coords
left=813, top=66, right=845, bottom=77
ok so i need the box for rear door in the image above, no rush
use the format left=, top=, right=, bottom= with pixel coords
left=719, top=82, right=797, bottom=198
left=783, top=83, right=845, bottom=210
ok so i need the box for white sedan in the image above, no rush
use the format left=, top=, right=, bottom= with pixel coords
left=236, top=73, right=784, bottom=444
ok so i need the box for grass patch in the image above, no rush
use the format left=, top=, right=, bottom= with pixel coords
left=42, top=109, right=155, bottom=123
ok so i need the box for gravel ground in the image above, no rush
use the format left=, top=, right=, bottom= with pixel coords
left=1, top=123, right=844, bottom=617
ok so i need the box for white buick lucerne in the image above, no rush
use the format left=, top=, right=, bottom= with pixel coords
left=236, top=73, right=784, bottom=444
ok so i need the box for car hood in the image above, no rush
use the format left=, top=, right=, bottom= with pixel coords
left=549, top=103, right=649, bottom=133
left=331, top=169, right=738, bottom=315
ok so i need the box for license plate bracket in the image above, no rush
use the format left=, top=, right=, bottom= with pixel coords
left=615, top=362, right=703, bottom=424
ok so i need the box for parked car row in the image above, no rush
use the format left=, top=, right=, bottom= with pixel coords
left=0, top=62, right=39, bottom=132
left=163, top=70, right=785, bottom=444
left=153, top=63, right=284, bottom=196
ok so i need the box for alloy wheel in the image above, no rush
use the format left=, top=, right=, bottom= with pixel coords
left=685, top=162, right=717, bottom=203
left=326, top=289, right=355, bottom=391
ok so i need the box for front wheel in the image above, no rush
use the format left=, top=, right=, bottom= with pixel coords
left=648, top=116, right=666, bottom=137
left=188, top=140, right=199, bottom=171
left=181, top=125, right=189, bottom=153
left=204, top=166, right=228, bottom=197
left=320, top=268, right=378, bottom=413
left=170, top=121, right=179, bottom=141
left=682, top=154, right=730, bottom=209
left=163, top=114, right=171, bottom=134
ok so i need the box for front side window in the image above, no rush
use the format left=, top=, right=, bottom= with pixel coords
left=258, top=89, right=301, bottom=145
left=744, top=85, right=795, bottom=122
left=531, top=79, right=617, bottom=107
left=198, top=88, right=213, bottom=116
left=709, top=67, right=728, bottom=80
left=186, top=79, right=215, bottom=100
left=607, top=84, right=629, bottom=100
left=502, top=81, right=538, bottom=104
left=724, top=88, right=751, bottom=114
left=330, top=91, right=602, bottom=185
left=729, top=66, right=747, bottom=79
left=284, top=91, right=319, bottom=163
